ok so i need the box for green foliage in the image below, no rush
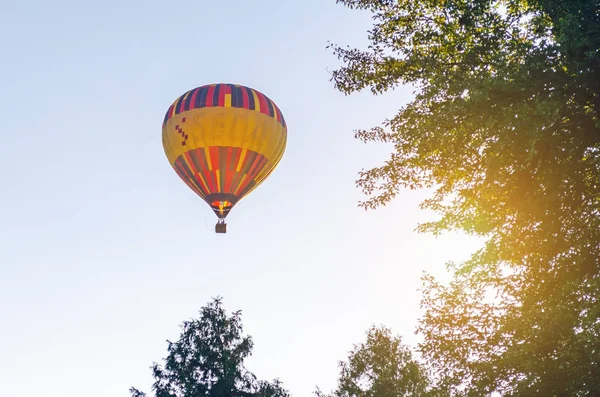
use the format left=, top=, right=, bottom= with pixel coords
left=330, top=0, right=600, bottom=395
left=130, top=297, right=290, bottom=397
left=315, top=326, right=441, bottom=397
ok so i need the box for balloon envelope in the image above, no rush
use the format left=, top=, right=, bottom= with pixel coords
left=162, top=83, right=287, bottom=220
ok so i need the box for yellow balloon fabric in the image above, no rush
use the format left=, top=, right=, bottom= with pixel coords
left=162, top=83, right=287, bottom=219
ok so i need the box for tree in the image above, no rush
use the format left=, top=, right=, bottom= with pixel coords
left=315, top=326, right=442, bottom=397
left=329, top=0, right=599, bottom=395
left=130, top=297, right=290, bottom=397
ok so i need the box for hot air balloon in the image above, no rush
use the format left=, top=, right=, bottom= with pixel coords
left=162, top=83, right=287, bottom=233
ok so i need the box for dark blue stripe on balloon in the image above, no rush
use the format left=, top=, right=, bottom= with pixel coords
left=173, top=94, right=186, bottom=115
left=197, top=86, right=208, bottom=109
left=212, top=84, right=221, bottom=106
left=184, top=88, right=197, bottom=111
left=245, top=87, right=255, bottom=110
left=234, top=85, right=243, bottom=108
left=266, top=97, right=274, bottom=117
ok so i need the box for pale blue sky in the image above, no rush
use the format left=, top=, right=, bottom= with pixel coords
left=0, top=1, right=481, bottom=396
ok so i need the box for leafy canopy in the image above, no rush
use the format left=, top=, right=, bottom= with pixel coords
left=315, top=326, right=439, bottom=397
left=130, top=297, right=289, bottom=397
left=330, top=0, right=600, bottom=395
